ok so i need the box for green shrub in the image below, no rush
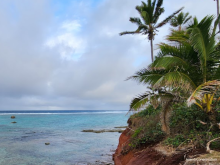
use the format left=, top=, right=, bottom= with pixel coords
left=132, top=127, right=143, bottom=138
left=129, top=122, right=165, bottom=148
left=130, top=105, right=161, bottom=118
left=129, top=108, right=165, bottom=149
left=169, top=103, right=210, bottom=135
left=164, top=134, right=186, bottom=148
left=127, top=102, right=220, bottom=150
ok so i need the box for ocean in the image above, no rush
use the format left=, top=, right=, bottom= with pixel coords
left=0, top=110, right=129, bottom=165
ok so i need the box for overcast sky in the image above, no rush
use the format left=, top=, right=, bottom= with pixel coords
left=0, top=0, right=216, bottom=110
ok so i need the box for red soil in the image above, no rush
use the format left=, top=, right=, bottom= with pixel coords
left=113, top=128, right=206, bottom=165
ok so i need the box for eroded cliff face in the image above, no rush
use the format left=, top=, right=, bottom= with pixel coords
left=112, top=118, right=170, bottom=165
left=113, top=118, right=207, bottom=165
left=113, top=127, right=132, bottom=165
left=113, top=129, right=187, bottom=165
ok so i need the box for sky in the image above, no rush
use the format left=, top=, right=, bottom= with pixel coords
left=0, top=0, right=217, bottom=110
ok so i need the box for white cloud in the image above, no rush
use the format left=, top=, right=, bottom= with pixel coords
left=45, top=20, right=86, bottom=61
left=61, top=20, right=81, bottom=32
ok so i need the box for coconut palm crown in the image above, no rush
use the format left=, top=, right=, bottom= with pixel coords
left=130, top=15, right=220, bottom=94
left=120, top=0, right=183, bottom=62
left=170, top=12, right=192, bottom=31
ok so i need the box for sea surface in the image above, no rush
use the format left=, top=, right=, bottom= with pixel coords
left=0, top=110, right=129, bottom=165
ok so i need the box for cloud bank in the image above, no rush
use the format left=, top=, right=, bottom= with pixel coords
left=0, top=0, right=217, bottom=110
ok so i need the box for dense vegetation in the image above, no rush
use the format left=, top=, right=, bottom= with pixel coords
left=129, top=104, right=220, bottom=150
left=121, top=0, right=220, bottom=153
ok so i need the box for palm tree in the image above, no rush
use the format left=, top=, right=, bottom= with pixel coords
left=185, top=14, right=220, bottom=126
left=170, top=12, right=192, bottom=31
left=128, top=40, right=198, bottom=133
left=128, top=15, right=220, bottom=133
left=129, top=87, right=182, bottom=134
left=120, top=0, right=183, bottom=62
left=148, top=15, right=220, bottom=90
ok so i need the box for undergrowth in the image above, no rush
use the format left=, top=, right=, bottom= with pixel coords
left=129, top=105, right=165, bottom=149
left=128, top=103, right=220, bottom=150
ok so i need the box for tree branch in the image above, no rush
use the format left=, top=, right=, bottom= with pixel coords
left=206, top=137, right=220, bottom=153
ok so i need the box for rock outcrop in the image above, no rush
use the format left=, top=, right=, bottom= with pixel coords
left=82, top=129, right=124, bottom=133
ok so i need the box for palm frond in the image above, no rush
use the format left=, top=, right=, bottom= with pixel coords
left=153, top=71, right=197, bottom=92
left=158, top=43, right=185, bottom=57
left=135, top=5, right=142, bottom=17
left=187, top=80, right=220, bottom=107
left=150, top=56, right=189, bottom=70
left=153, top=0, right=164, bottom=23
left=166, top=29, right=189, bottom=43
left=141, top=11, right=151, bottom=25
left=183, top=13, right=192, bottom=24
left=187, top=17, right=198, bottom=28
left=129, top=17, right=143, bottom=26
left=119, top=31, right=139, bottom=36
left=127, top=68, right=163, bottom=85
left=155, top=7, right=184, bottom=28
left=189, top=15, right=216, bottom=82
left=170, top=18, right=179, bottom=27
left=150, top=0, right=157, bottom=20
left=130, top=92, right=151, bottom=111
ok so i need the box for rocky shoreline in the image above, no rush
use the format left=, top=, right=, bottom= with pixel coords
left=82, top=129, right=125, bottom=133
left=82, top=126, right=127, bottom=134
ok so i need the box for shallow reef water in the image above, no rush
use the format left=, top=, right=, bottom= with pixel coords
left=0, top=111, right=128, bottom=165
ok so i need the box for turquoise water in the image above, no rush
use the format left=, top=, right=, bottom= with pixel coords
left=0, top=111, right=128, bottom=165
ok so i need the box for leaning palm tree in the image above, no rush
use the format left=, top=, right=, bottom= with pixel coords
left=170, top=12, right=192, bottom=31
left=129, top=88, right=182, bottom=134
left=120, top=0, right=183, bottom=62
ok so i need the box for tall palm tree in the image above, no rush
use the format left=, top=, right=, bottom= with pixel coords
left=120, top=0, right=183, bottom=62
left=170, top=12, right=192, bottom=31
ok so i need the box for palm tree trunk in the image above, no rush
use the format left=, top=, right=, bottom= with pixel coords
left=161, top=101, right=172, bottom=135
left=217, top=0, right=220, bottom=31
left=150, top=39, right=154, bottom=62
